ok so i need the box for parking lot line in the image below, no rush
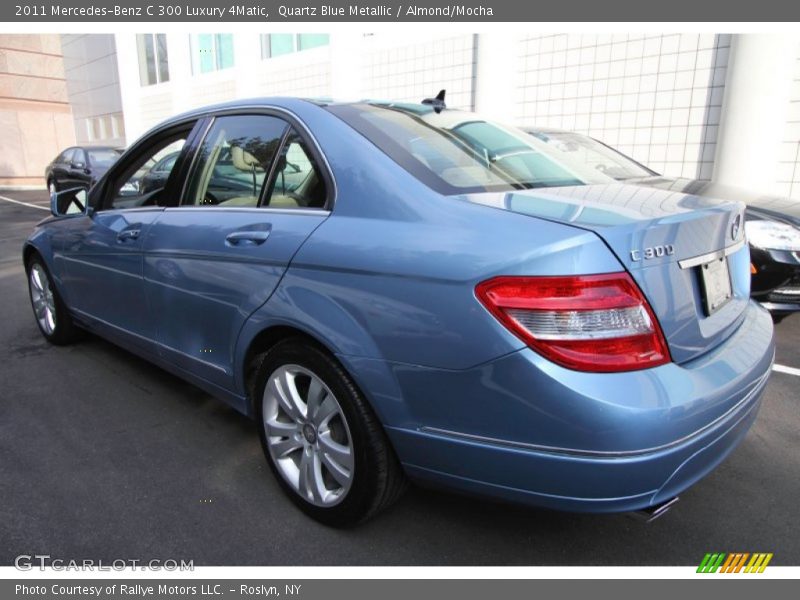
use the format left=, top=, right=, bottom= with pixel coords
left=0, top=194, right=49, bottom=210
left=773, top=363, right=800, bottom=377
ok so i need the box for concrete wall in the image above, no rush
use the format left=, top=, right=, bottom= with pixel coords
left=777, top=42, right=800, bottom=199
left=0, top=35, right=75, bottom=189
left=61, top=34, right=125, bottom=148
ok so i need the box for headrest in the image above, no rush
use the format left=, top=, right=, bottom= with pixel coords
left=231, top=145, right=262, bottom=171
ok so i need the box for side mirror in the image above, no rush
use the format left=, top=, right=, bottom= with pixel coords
left=50, top=187, right=90, bottom=217
left=71, top=161, right=86, bottom=170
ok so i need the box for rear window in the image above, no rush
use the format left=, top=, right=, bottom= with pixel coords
left=326, top=103, right=613, bottom=195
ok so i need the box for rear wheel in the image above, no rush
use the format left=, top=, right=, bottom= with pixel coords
left=26, top=256, right=80, bottom=345
left=253, top=338, right=406, bottom=526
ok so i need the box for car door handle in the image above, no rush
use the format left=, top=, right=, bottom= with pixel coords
left=117, top=229, right=140, bottom=242
left=225, top=231, right=270, bottom=246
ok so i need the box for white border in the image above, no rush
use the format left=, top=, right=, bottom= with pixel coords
left=1, top=16, right=798, bottom=578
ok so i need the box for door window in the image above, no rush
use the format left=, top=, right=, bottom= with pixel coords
left=107, top=135, right=188, bottom=210
left=264, top=129, right=327, bottom=209
left=183, top=115, right=288, bottom=207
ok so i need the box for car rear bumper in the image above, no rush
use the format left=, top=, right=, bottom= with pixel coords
left=383, top=301, right=774, bottom=512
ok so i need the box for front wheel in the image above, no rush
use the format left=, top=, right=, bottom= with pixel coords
left=254, top=338, right=406, bottom=526
left=26, top=256, right=80, bottom=345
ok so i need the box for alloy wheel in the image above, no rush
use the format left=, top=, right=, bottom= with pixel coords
left=29, top=264, right=56, bottom=335
left=262, top=364, right=355, bottom=507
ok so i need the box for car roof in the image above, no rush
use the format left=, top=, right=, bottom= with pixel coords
left=157, top=96, right=458, bottom=126
left=522, top=126, right=572, bottom=135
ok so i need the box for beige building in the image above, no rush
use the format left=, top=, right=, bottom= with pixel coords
left=0, top=34, right=75, bottom=188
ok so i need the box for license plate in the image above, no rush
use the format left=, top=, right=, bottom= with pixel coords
left=700, top=257, right=732, bottom=315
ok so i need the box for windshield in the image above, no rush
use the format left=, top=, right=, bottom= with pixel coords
left=87, top=148, right=122, bottom=168
left=528, top=131, right=655, bottom=180
left=327, top=103, right=615, bottom=195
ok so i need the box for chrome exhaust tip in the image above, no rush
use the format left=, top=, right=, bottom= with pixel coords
left=631, top=496, right=680, bottom=523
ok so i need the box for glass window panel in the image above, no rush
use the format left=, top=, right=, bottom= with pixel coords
left=136, top=34, right=157, bottom=86
left=269, top=34, right=295, bottom=57
left=216, top=34, right=234, bottom=70
left=184, top=115, right=288, bottom=207
left=298, top=34, right=330, bottom=51
left=266, top=129, right=327, bottom=209
left=156, top=33, right=170, bottom=83
left=112, top=137, right=187, bottom=209
left=198, top=34, right=214, bottom=73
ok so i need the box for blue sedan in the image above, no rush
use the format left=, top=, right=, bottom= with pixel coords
left=24, top=97, right=775, bottom=526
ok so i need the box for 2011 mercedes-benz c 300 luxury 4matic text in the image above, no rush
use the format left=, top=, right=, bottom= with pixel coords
left=24, top=96, right=775, bottom=526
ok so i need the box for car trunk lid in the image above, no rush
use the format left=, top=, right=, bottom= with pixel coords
left=461, top=183, right=750, bottom=364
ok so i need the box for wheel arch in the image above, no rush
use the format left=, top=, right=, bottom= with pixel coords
left=237, top=320, right=410, bottom=430
left=242, top=324, right=327, bottom=413
left=22, top=242, right=40, bottom=268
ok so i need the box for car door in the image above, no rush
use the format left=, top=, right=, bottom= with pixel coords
left=58, top=122, right=201, bottom=352
left=143, top=112, right=332, bottom=391
left=52, top=148, right=75, bottom=189
left=66, top=148, right=91, bottom=190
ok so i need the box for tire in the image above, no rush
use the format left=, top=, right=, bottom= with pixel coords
left=253, top=338, right=406, bottom=527
left=26, top=255, right=80, bottom=345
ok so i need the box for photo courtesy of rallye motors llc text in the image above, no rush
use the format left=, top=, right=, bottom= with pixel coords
left=15, top=584, right=301, bottom=597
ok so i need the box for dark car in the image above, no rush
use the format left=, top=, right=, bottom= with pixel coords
left=45, top=146, right=122, bottom=194
left=528, top=127, right=800, bottom=322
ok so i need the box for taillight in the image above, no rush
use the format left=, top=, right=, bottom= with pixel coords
left=475, top=273, right=671, bottom=372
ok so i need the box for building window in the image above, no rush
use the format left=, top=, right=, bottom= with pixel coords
left=192, top=34, right=234, bottom=74
left=136, top=34, right=169, bottom=86
left=260, top=34, right=330, bottom=59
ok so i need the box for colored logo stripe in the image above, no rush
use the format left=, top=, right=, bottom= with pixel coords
left=697, top=553, right=773, bottom=573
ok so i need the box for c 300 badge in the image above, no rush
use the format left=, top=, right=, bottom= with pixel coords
left=630, top=244, right=675, bottom=261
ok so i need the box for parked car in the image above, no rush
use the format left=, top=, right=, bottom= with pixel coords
left=45, top=146, right=122, bottom=194
left=527, top=127, right=800, bottom=322
left=25, top=98, right=774, bottom=526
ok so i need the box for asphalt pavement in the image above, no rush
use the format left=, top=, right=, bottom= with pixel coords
left=1, top=190, right=798, bottom=566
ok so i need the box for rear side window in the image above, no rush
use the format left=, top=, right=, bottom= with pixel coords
left=264, top=129, right=327, bottom=209
left=183, top=115, right=287, bottom=207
